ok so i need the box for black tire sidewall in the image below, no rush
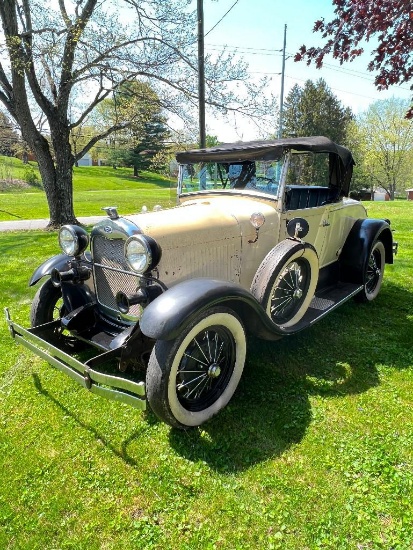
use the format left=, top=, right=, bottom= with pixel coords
left=30, top=279, right=63, bottom=327
left=355, top=240, right=385, bottom=303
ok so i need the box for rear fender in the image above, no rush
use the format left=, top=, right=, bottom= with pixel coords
left=339, top=219, right=393, bottom=284
left=139, top=278, right=285, bottom=341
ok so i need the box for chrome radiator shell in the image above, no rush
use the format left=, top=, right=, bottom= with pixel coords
left=91, top=218, right=141, bottom=321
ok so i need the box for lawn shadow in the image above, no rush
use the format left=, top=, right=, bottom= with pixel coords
left=168, top=286, right=412, bottom=472
left=0, top=209, right=22, bottom=218
left=31, top=372, right=155, bottom=468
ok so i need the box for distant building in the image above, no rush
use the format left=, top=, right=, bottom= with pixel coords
left=373, top=188, right=390, bottom=201
left=406, top=189, right=413, bottom=201
left=77, top=152, right=93, bottom=166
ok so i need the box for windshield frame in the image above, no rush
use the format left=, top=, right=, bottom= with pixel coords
left=177, top=154, right=290, bottom=205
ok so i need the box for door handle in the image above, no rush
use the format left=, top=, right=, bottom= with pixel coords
left=322, top=220, right=330, bottom=227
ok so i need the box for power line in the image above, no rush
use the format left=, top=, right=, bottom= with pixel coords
left=206, top=43, right=283, bottom=54
left=204, top=1, right=240, bottom=37
left=282, top=74, right=396, bottom=102
left=207, top=43, right=411, bottom=92
left=206, top=46, right=283, bottom=57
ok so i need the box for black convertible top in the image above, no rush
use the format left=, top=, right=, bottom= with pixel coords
left=176, top=136, right=355, bottom=196
left=176, top=136, right=353, bottom=167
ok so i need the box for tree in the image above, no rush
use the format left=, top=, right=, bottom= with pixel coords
left=0, top=1, right=271, bottom=228
left=117, top=112, right=171, bottom=177
left=295, top=0, right=413, bottom=118
left=283, top=79, right=352, bottom=141
left=282, top=79, right=353, bottom=183
left=95, top=80, right=170, bottom=175
left=348, top=97, right=413, bottom=200
left=0, top=111, right=19, bottom=156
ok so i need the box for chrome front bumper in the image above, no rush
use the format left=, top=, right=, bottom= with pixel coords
left=4, top=308, right=146, bottom=410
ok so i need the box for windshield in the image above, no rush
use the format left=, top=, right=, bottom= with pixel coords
left=177, top=159, right=284, bottom=198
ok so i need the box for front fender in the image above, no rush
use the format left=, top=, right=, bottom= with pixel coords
left=339, top=218, right=393, bottom=285
left=29, top=252, right=92, bottom=286
left=139, top=278, right=285, bottom=341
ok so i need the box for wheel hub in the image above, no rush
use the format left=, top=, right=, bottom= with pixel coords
left=293, top=288, right=303, bottom=299
left=208, top=364, right=221, bottom=378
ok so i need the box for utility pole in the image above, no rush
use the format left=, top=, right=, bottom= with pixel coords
left=278, top=24, right=287, bottom=139
left=197, top=0, right=206, bottom=148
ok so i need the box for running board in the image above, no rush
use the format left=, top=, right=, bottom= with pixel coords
left=285, top=283, right=363, bottom=334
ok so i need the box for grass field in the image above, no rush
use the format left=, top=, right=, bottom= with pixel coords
left=0, top=158, right=174, bottom=221
left=0, top=201, right=412, bottom=549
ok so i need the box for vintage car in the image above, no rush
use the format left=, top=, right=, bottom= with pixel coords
left=6, top=136, right=397, bottom=429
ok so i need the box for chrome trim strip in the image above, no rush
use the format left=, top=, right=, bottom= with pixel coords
left=90, top=217, right=141, bottom=240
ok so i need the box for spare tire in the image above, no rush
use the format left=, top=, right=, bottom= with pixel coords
left=251, top=240, right=319, bottom=329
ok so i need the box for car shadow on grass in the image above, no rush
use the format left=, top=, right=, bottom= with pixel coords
left=168, top=290, right=412, bottom=472
left=28, top=284, right=412, bottom=474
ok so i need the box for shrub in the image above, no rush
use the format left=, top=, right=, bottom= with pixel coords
left=23, top=166, right=41, bottom=187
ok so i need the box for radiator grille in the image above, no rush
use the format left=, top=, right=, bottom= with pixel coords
left=92, top=234, right=141, bottom=318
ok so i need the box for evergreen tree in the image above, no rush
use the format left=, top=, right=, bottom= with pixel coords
left=125, top=112, right=171, bottom=177
left=282, top=79, right=353, bottom=184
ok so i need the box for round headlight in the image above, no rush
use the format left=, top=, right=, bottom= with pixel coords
left=125, top=235, right=161, bottom=273
left=58, top=225, right=89, bottom=256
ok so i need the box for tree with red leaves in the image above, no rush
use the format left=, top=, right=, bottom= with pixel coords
left=295, top=0, right=413, bottom=118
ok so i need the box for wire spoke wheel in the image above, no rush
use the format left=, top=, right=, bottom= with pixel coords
left=365, top=248, right=382, bottom=294
left=146, top=307, right=246, bottom=428
left=270, top=259, right=309, bottom=324
left=355, top=240, right=385, bottom=303
left=251, top=240, right=318, bottom=330
left=30, top=279, right=83, bottom=349
left=176, top=326, right=235, bottom=411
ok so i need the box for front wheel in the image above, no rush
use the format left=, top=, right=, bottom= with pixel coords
left=30, top=279, right=82, bottom=349
left=31, top=278, right=65, bottom=327
left=146, top=307, right=246, bottom=428
left=355, top=240, right=385, bottom=303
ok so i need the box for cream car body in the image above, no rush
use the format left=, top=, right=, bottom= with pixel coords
left=6, top=137, right=396, bottom=429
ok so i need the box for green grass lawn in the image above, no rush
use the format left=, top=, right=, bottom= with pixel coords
left=0, top=201, right=412, bottom=549
left=0, top=158, right=174, bottom=221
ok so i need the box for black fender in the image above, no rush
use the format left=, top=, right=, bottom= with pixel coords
left=29, top=252, right=92, bottom=286
left=339, top=219, right=393, bottom=285
left=139, top=277, right=288, bottom=342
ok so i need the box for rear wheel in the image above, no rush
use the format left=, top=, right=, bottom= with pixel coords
left=146, top=307, right=246, bottom=428
left=355, top=241, right=385, bottom=303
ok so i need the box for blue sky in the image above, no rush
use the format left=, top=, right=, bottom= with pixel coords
left=199, top=0, right=411, bottom=140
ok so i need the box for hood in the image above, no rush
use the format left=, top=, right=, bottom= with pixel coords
left=123, top=196, right=272, bottom=286
left=125, top=197, right=249, bottom=248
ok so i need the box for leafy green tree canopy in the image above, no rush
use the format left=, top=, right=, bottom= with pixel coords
left=348, top=97, right=413, bottom=200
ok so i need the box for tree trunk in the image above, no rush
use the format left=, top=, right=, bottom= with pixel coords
left=47, top=122, right=78, bottom=228
left=20, top=121, right=78, bottom=229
